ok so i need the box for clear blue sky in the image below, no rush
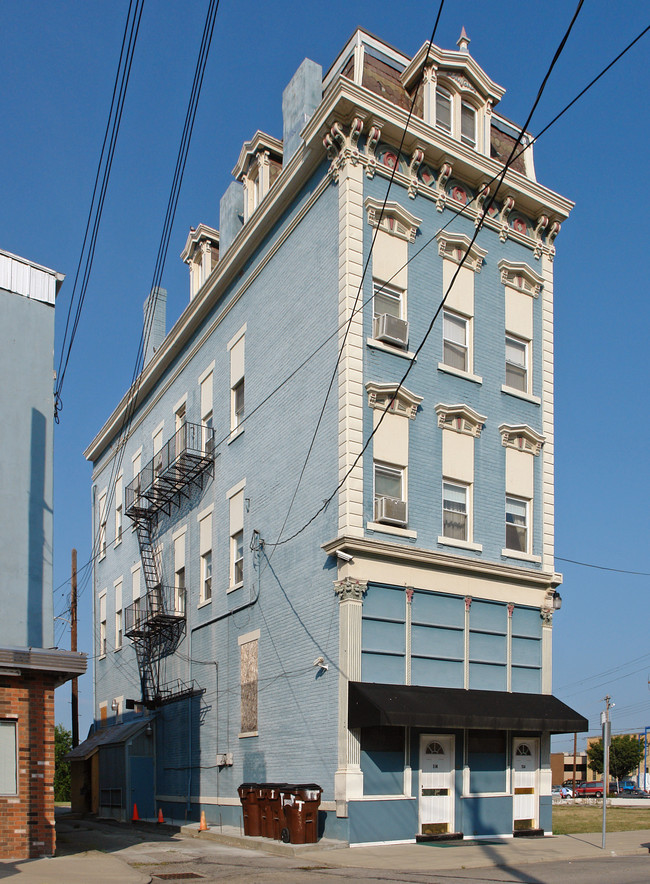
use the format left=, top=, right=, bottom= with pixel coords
left=1, top=1, right=649, bottom=752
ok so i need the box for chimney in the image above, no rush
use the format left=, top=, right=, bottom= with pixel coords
left=143, top=286, right=167, bottom=366
left=282, top=58, right=323, bottom=164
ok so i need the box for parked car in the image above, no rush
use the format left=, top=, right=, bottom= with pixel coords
left=618, top=780, right=635, bottom=793
left=626, top=788, right=650, bottom=798
left=552, top=785, right=573, bottom=798
left=574, top=781, right=605, bottom=798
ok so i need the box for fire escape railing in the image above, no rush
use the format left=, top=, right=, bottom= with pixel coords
left=124, top=421, right=214, bottom=707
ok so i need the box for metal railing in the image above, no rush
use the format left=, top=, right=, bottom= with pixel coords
left=125, top=421, right=213, bottom=516
left=124, top=585, right=185, bottom=636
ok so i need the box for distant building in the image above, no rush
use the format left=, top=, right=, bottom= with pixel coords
left=0, top=249, right=86, bottom=859
left=82, top=29, right=585, bottom=843
left=551, top=751, right=587, bottom=785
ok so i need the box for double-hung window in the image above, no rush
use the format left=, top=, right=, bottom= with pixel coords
left=174, top=530, right=186, bottom=616
left=114, top=580, right=122, bottom=650
left=98, top=491, right=107, bottom=558
left=373, top=462, right=407, bottom=526
left=373, top=281, right=408, bottom=349
left=442, top=481, right=468, bottom=541
left=228, top=483, right=245, bottom=588
left=200, top=368, right=214, bottom=454
left=99, top=593, right=107, bottom=656
left=229, top=328, right=245, bottom=433
left=443, top=310, right=468, bottom=372
left=505, top=335, right=528, bottom=392
left=114, top=476, right=123, bottom=545
left=199, top=510, right=213, bottom=603
left=505, top=496, right=528, bottom=553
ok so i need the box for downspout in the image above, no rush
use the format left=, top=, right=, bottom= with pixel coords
left=187, top=625, right=192, bottom=819
left=91, top=484, right=97, bottom=733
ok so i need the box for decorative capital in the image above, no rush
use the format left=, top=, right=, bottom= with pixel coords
left=334, top=578, right=367, bottom=603
left=541, top=607, right=553, bottom=625
left=507, top=603, right=515, bottom=618
left=405, top=587, right=414, bottom=604
left=465, top=596, right=472, bottom=612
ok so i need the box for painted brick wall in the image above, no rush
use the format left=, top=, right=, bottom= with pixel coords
left=0, top=671, right=56, bottom=859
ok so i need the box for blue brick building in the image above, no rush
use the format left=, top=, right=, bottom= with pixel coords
left=83, top=29, right=586, bottom=843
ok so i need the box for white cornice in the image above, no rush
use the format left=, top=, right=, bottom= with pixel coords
left=364, top=197, right=421, bottom=242
left=366, top=382, right=423, bottom=420
left=435, top=402, right=487, bottom=437
left=321, top=534, right=555, bottom=589
left=436, top=231, right=488, bottom=272
left=499, top=423, right=545, bottom=455
left=498, top=259, right=544, bottom=296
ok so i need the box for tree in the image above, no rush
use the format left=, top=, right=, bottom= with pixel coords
left=54, top=724, right=72, bottom=802
left=587, top=735, right=644, bottom=782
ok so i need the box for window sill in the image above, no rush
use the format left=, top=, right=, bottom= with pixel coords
left=114, top=538, right=122, bottom=549
left=98, top=553, right=106, bottom=563
left=98, top=654, right=106, bottom=661
left=114, top=646, right=122, bottom=653
left=461, top=792, right=510, bottom=799
left=437, top=536, right=483, bottom=552
left=438, top=363, right=482, bottom=385
left=501, top=549, right=541, bottom=563
left=239, top=731, right=259, bottom=739
left=367, top=521, right=417, bottom=539
left=367, top=338, right=417, bottom=361
left=501, top=385, right=541, bottom=405
left=228, top=426, right=244, bottom=445
left=198, top=598, right=212, bottom=609
left=227, top=581, right=244, bottom=594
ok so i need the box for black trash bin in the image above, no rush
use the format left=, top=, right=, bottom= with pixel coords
left=237, top=783, right=261, bottom=837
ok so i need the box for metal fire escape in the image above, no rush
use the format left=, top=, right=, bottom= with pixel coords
left=124, top=421, right=214, bottom=707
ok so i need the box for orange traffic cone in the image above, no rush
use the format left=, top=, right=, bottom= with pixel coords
left=199, top=810, right=209, bottom=831
left=157, top=808, right=165, bottom=824
left=132, top=803, right=140, bottom=822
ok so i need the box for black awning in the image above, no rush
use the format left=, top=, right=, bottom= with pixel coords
left=348, top=682, right=588, bottom=734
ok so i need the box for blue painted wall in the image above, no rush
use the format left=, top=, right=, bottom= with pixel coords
left=0, top=288, right=54, bottom=650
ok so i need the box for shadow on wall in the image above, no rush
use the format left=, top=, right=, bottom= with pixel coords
left=28, top=407, right=49, bottom=648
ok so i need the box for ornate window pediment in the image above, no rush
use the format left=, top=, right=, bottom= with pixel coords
left=436, top=403, right=486, bottom=437
left=366, top=382, right=422, bottom=420
left=497, top=259, right=543, bottom=298
left=364, top=198, right=421, bottom=244
left=436, top=231, right=487, bottom=273
left=499, top=423, right=545, bottom=455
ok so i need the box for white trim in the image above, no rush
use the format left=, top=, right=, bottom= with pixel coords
left=198, top=361, right=215, bottom=385
left=151, top=420, right=164, bottom=441
left=172, top=524, right=188, bottom=541
left=502, top=549, right=541, bottom=564
left=197, top=598, right=212, bottom=609
left=226, top=478, right=246, bottom=499
left=438, top=363, right=482, bottom=384
left=130, top=562, right=141, bottom=575
left=239, top=731, right=259, bottom=739
left=173, top=393, right=188, bottom=415
left=227, top=426, right=244, bottom=444
left=227, top=581, right=244, bottom=594
left=238, top=629, right=260, bottom=645
left=501, top=385, right=541, bottom=405
left=131, top=446, right=142, bottom=464
left=438, top=536, right=482, bottom=552
left=227, top=323, right=247, bottom=352
left=367, top=338, right=416, bottom=361
left=197, top=503, right=214, bottom=522
left=367, top=521, right=417, bottom=539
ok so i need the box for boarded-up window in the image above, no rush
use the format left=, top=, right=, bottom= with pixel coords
left=0, top=721, right=17, bottom=795
left=239, top=638, right=258, bottom=734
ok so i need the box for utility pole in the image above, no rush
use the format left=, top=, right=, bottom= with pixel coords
left=71, top=548, right=79, bottom=748
left=572, top=732, right=577, bottom=793
left=601, top=695, right=612, bottom=850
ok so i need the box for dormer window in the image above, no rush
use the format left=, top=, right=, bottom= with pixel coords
left=233, top=131, right=283, bottom=224
left=461, top=101, right=477, bottom=147
left=436, top=86, right=452, bottom=133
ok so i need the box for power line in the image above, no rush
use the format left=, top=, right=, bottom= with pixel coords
left=556, top=556, right=650, bottom=576
left=55, top=0, right=145, bottom=420
left=271, top=0, right=586, bottom=550
left=58, top=13, right=647, bottom=600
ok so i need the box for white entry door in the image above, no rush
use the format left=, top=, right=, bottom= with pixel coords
left=512, top=738, right=539, bottom=830
left=419, top=734, right=455, bottom=836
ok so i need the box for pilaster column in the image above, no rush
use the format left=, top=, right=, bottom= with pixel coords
left=541, top=606, right=553, bottom=693
left=334, top=578, right=367, bottom=816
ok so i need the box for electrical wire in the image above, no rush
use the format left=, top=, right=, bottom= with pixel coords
left=55, top=0, right=145, bottom=420
left=271, top=0, right=586, bottom=550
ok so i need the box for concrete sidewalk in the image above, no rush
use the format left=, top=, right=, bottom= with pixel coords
left=0, top=849, right=151, bottom=884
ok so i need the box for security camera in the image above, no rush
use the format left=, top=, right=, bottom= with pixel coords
left=336, top=550, right=353, bottom=562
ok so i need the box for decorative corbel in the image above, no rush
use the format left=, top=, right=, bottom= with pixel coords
left=323, top=132, right=338, bottom=161
left=407, top=147, right=425, bottom=199
left=349, top=116, right=364, bottom=165
left=499, top=195, right=515, bottom=242
left=533, top=215, right=549, bottom=260
left=547, top=220, right=561, bottom=263
left=475, top=182, right=490, bottom=226
left=541, top=607, right=553, bottom=625
left=365, top=124, right=382, bottom=178
left=436, top=161, right=452, bottom=212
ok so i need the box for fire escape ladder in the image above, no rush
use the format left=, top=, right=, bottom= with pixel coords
left=123, top=421, right=215, bottom=708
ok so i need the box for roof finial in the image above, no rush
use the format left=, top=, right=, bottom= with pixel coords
left=457, top=26, right=470, bottom=54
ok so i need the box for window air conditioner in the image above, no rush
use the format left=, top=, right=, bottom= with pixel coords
left=374, top=496, right=408, bottom=527
left=374, top=313, right=409, bottom=348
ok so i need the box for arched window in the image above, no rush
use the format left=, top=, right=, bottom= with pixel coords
left=426, top=741, right=445, bottom=755
left=515, top=743, right=532, bottom=756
